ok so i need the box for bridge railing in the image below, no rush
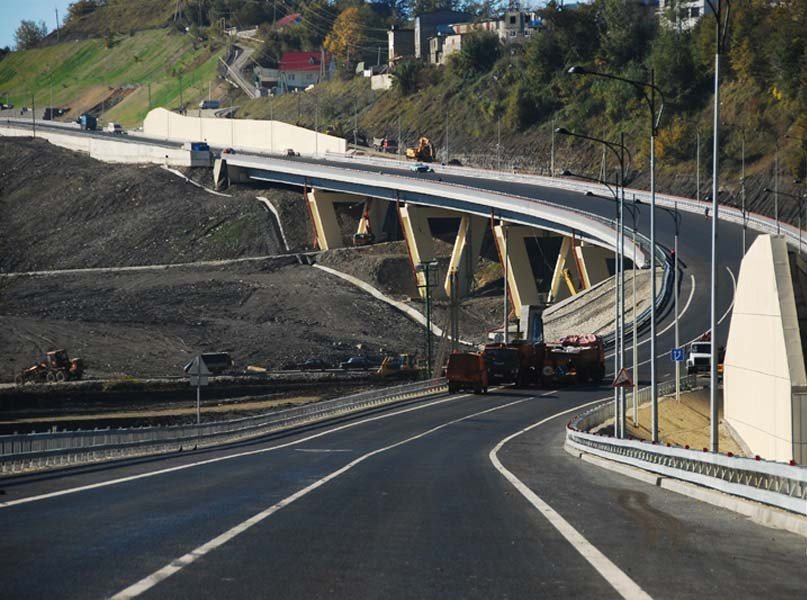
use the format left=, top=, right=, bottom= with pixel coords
left=565, top=377, right=807, bottom=516
left=0, top=378, right=448, bottom=474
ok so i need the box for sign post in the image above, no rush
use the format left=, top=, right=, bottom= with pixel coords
left=612, top=368, right=633, bottom=438
left=671, top=348, right=685, bottom=403
left=187, top=356, right=211, bottom=425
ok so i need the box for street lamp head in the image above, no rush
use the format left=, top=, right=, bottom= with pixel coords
left=763, top=188, right=774, bottom=193
left=567, top=65, right=587, bottom=75
left=555, top=127, right=570, bottom=135
left=560, top=169, right=573, bottom=176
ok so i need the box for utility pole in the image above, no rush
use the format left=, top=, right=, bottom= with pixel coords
left=55, top=8, right=60, bottom=42
left=179, top=74, right=184, bottom=111
left=696, top=130, right=700, bottom=201
left=397, top=114, right=402, bottom=157
left=31, top=93, right=35, bottom=138
left=775, top=143, right=780, bottom=234
left=148, top=82, right=152, bottom=110
left=497, top=118, right=502, bottom=171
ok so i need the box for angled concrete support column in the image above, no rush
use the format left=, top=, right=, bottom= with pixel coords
left=306, top=189, right=357, bottom=250
left=445, top=215, right=486, bottom=298
left=357, top=197, right=389, bottom=239
left=398, top=204, right=451, bottom=299
left=575, top=242, right=612, bottom=289
left=493, top=224, right=541, bottom=315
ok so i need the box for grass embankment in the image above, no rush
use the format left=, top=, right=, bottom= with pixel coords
left=0, top=28, right=224, bottom=128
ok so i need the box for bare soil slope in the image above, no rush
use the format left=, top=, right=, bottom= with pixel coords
left=0, top=137, right=281, bottom=272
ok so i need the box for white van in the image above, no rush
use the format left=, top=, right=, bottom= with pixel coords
left=105, top=122, right=124, bottom=134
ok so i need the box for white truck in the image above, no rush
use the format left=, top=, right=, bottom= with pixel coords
left=105, top=122, right=124, bottom=134
left=686, top=341, right=711, bottom=374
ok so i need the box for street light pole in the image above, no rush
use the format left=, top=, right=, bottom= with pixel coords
left=567, top=65, right=664, bottom=443
left=706, top=0, right=731, bottom=453
left=503, top=222, right=509, bottom=344
left=741, top=134, right=747, bottom=253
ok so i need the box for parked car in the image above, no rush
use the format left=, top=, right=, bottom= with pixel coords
left=411, top=163, right=433, bottom=173
left=105, top=122, right=125, bottom=135
left=339, top=357, right=373, bottom=370
left=301, top=358, right=329, bottom=370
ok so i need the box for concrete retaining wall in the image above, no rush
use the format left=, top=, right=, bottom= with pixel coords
left=0, top=124, right=199, bottom=167
left=724, top=234, right=807, bottom=464
left=142, top=108, right=346, bottom=156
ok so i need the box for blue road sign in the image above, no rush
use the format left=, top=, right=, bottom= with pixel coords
left=671, top=348, right=685, bottom=362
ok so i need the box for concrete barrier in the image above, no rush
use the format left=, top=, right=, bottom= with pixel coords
left=0, top=122, right=200, bottom=167
left=143, top=108, right=346, bottom=156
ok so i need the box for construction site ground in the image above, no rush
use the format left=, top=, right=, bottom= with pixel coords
left=0, top=137, right=619, bottom=429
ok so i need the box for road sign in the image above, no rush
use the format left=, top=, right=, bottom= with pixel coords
left=612, top=368, right=633, bottom=388
left=671, top=348, right=685, bottom=362
left=187, top=356, right=211, bottom=387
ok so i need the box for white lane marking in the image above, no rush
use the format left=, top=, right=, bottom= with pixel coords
left=717, top=266, right=737, bottom=325
left=111, top=392, right=557, bottom=599
left=294, top=449, right=352, bottom=453
left=489, top=399, right=653, bottom=600
left=606, top=274, right=696, bottom=359
left=0, top=392, right=471, bottom=509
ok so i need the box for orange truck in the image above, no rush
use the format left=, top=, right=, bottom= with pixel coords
left=446, top=352, right=488, bottom=394
left=541, top=334, right=606, bottom=385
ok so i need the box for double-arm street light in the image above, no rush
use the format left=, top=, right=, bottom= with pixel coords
left=568, top=64, right=665, bottom=444
left=556, top=128, right=632, bottom=438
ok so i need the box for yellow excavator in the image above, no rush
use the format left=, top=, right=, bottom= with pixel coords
left=377, top=353, right=419, bottom=378
left=405, top=137, right=435, bottom=163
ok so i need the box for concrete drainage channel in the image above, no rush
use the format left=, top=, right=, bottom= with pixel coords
left=0, top=378, right=448, bottom=475
left=564, top=380, right=807, bottom=536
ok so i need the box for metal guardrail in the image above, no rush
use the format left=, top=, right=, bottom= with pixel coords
left=566, top=376, right=807, bottom=516
left=0, top=378, right=448, bottom=474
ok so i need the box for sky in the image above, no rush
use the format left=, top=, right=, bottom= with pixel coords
left=0, top=0, right=73, bottom=49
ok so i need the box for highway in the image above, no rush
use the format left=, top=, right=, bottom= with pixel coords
left=2, top=121, right=803, bottom=598
left=2, top=388, right=805, bottom=598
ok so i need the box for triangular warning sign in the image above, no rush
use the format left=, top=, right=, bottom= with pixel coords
left=612, top=368, right=632, bottom=388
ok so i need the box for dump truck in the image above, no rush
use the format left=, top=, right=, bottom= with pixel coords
left=405, top=137, right=435, bottom=162
left=541, top=334, right=605, bottom=385
left=507, top=340, right=546, bottom=387
left=482, top=344, right=521, bottom=385
left=446, top=352, right=488, bottom=394
left=15, top=350, right=84, bottom=385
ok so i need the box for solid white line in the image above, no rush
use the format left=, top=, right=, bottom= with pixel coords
left=717, top=266, right=737, bottom=325
left=111, top=392, right=556, bottom=599
left=0, top=392, right=470, bottom=509
left=606, top=274, right=696, bottom=359
left=489, top=399, right=652, bottom=600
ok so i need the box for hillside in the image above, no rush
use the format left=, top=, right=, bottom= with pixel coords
left=0, top=28, right=226, bottom=127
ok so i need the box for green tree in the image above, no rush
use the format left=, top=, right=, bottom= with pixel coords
left=14, top=20, right=47, bottom=50
left=448, top=31, right=500, bottom=79
left=597, top=0, right=655, bottom=69
left=393, top=60, right=423, bottom=96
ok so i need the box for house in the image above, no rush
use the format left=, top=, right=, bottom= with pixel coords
left=414, top=10, right=473, bottom=59
left=253, top=66, right=280, bottom=96
left=388, top=26, right=415, bottom=65
left=272, top=13, right=302, bottom=30
left=279, top=51, right=334, bottom=92
left=658, top=0, right=711, bottom=29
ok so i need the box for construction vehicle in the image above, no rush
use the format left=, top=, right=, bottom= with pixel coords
left=446, top=352, right=488, bottom=394
left=405, top=137, right=435, bottom=163
left=507, top=340, right=546, bottom=387
left=78, top=114, right=97, bottom=130
left=541, top=335, right=606, bottom=385
left=377, top=354, right=418, bottom=378
left=15, top=350, right=84, bottom=385
left=482, top=344, right=520, bottom=385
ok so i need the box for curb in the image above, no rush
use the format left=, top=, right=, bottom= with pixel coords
left=563, top=443, right=807, bottom=539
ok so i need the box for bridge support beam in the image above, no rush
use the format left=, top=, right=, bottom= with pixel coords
left=445, top=215, right=487, bottom=298
left=213, top=159, right=250, bottom=190
left=549, top=237, right=613, bottom=303
left=306, top=189, right=358, bottom=250
left=398, top=205, right=454, bottom=299
left=492, top=224, right=542, bottom=315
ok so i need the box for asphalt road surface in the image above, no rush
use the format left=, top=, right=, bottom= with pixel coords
left=2, top=388, right=804, bottom=599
